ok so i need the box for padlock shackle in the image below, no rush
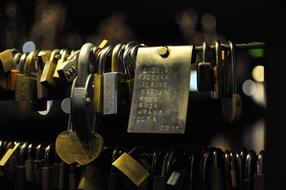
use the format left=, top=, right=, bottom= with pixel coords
left=228, top=41, right=237, bottom=94
left=19, top=142, right=28, bottom=165
left=215, top=41, right=223, bottom=66
left=27, top=143, right=33, bottom=160
left=111, top=43, right=124, bottom=72
left=36, top=144, right=43, bottom=160
left=18, top=53, right=27, bottom=73
left=122, top=42, right=138, bottom=80
left=76, top=43, right=94, bottom=87
left=24, top=51, right=39, bottom=76
left=98, top=46, right=112, bottom=75
left=202, top=42, right=212, bottom=63
left=44, top=145, right=51, bottom=167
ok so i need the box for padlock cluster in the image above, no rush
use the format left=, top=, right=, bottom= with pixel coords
left=0, top=141, right=264, bottom=190
left=0, top=40, right=265, bottom=121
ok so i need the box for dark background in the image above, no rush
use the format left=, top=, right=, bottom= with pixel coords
left=3, top=0, right=284, bottom=189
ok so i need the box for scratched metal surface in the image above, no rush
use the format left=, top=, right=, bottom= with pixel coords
left=128, top=46, right=192, bottom=134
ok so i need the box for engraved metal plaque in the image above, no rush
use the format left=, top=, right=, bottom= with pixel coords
left=128, top=46, right=193, bottom=134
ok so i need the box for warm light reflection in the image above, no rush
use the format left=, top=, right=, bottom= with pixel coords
left=252, top=65, right=264, bottom=82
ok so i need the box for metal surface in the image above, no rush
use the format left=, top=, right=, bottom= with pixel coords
left=112, top=152, right=150, bottom=186
left=55, top=130, right=104, bottom=165
left=128, top=46, right=192, bottom=134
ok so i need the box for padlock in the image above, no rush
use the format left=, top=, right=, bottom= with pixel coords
left=244, top=150, right=257, bottom=190
left=53, top=49, right=70, bottom=79
left=14, top=143, right=28, bottom=190
left=122, top=42, right=140, bottom=104
left=15, top=51, right=47, bottom=111
left=94, top=46, right=112, bottom=114
left=25, top=143, right=35, bottom=186
left=0, top=51, right=21, bottom=91
left=0, top=48, right=19, bottom=73
left=57, top=50, right=79, bottom=83
left=36, top=50, right=52, bottom=100
left=254, top=151, right=264, bottom=190
left=58, top=161, right=68, bottom=190
left=33, top=144, right=45, bottom=186
left=197, top=42, right=214, bottom=92
left=103, top=43, right=127, bottom=115
left=112, top=147, right=150, bottom=187
left=40, top=49, right=60, bottom=86
left=41, top=145, right=53, bottom=190
left=221, top=41, right=242, bottom=122
left=213, top=41, right=224, bottom=99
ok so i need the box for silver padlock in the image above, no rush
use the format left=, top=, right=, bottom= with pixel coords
left=103, top=44, right=126, bottom=115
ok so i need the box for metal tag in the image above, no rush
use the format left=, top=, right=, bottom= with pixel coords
left=128, top=46, right=192, bottom=134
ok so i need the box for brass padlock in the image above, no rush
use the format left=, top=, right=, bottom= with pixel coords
left=53, top=49, right=70, bottom=79
left=37, top=50, right=52, bottom=100
left=0, top=49, right=19, bottom=73
left=15, top=51, right=46, bottom=111
left=0, top=51, right=21, bottom=91
left=56, top=50, right=79, bottom=83
left=40, top=49, right=60, bottom=86
left=112, top=148, right=150, bottom=187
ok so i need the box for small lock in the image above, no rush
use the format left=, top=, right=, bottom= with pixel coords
left=41, top=145, right=53, bottom=190
left=94, top=46, right=112, bottom=114
left=112, top=148, right=150, bottom=187
left=0, top=49, right=19, bottom=73
left=53, top=49, right=70, bottom=79
left=40, top=49, right=60, bottom=86
left=103, top=43, right=126, bottom=115
left=36, top=50, right=51, bottom=100
left=15, top=51, right=47, bottom=111
left=197, top=42, right=214, bottom=92
left=57, top=50, right=79, bottom=83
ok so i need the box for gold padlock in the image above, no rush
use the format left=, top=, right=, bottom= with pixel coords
left=15, top=51, right=46, bottom=111
left=0, top=49, right=18, bottom=73
left=112, top=152, right=150, bottom=186
left=53, top=49, right=70, bottom=79
left=40, top=49, right=60, bottom=86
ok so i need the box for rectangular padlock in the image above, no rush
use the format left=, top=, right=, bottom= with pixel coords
left=103, top=44, right=126, bottom=115
left=112, top=152, right=150, bottom=187
left=57, top=50, right=79, bottom=83
left=127, top=46, right=193, bottom=134
left=94, top=46, right=111, bottom=113
left=15, top=52, right=46, bottom=111
left=40, top=49, right=60, bottom=86
left=0, top=49, right=18, bottom=73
